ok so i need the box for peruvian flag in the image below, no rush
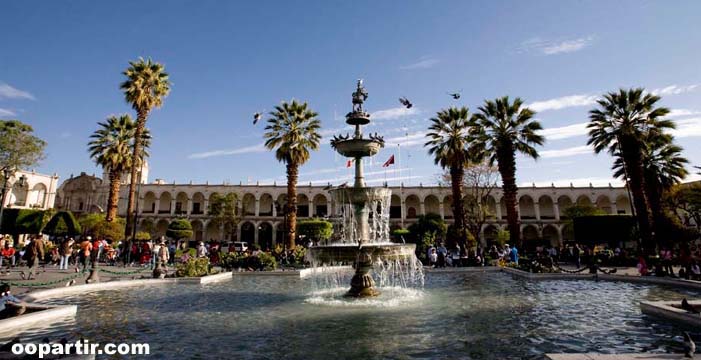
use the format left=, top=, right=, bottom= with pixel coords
left=382, top=155, right=395, bottom=167
left=346, top=159, right=353, bottom=168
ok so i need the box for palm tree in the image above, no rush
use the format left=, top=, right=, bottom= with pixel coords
left=120, top=57, right=170, bottom=236
left=469, top=96, right=544, bottom=247
left=263, top=100, right=321, bottom=248
left=425, top=107, right=471, bottom=249
left=88, top=115, right=151, bottom=222
left=612, top=132, right=688, bottom=229
left=587, top=88, right=674, bottom=254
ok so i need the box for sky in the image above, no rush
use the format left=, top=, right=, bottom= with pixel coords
left=1, top=0, right=700, bottom=188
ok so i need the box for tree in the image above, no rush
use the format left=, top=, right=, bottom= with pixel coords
left=469, top=96, right=544, bottom=248
left=408, top=213, right=447, bottom=261
left=263, top=100, right=321, bottom=248
left=613, top=131, right=688, bottom=243
left=166, top=219, right=193, bottom=242
left=207, top=193, right=239, bottom=240
left=297, top=219, right=333, bottom=245
left=666, top=184, right=701, bottom=232
left=120, top=57, right=170, bottom=236
left=563, top=204, right=607, bottom=219
left=0, top=120, right=46, bottom=174
left=462, top=163, right=500, bottom=247
left=43, top=211, right=82, bottom=237
left=587, top=88, right=674, bottom=254
left=78, top=213, right=105, bottom=236
left=88, top=114, right=150, bottom=222
left=425, top=107, right=471, bottom=248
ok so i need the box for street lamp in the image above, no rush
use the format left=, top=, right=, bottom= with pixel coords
left=0, top=169, right=26, bottom=232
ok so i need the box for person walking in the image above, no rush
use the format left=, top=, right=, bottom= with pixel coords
left=77, top=237, right=93, bottom=273
left=157, top=239, right=170, bottom=272
left=25, top=235, right=45, bottom=280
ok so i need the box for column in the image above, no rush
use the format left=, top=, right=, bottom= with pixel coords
left=170, top=199, right=176, bottom=215
left=495, top=199, right=502, bottom=220
left=400, top=199, right=406, bottom=220
left=611, top=202, right=618, bottom=215
left=254, top=222, right=259, bottom=245
left=272, top=204, right=277, bottom=217
left=534, top=202, right=541, bottom=221
left=154, top=196, right=161, bottom=214
left=439, top=201, right=445, bottom=219
left=186, top=199, right=192, bottom=215
left=204, top=199, right=209, bottom=215
left=272, top=225, right=277, bottom=245
left=255, top=198, right=260, bottom=217
left=419, top=201, right=425, bottom=216
left=553, top=203, right=560, bottom=221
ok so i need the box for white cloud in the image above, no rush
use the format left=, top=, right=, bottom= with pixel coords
left=668, top=109, right=701, bottom=118
left=671, top=117, right=701, bottom=138
left=385, top=131, right=427, bottom=148
left=0, top=83, right=35, bottom=100
left=0, top=108, right=16, bottom=117
left=540, top=122, right=589, bottom=140
left=59, top=131, right=72, bottom=139
left=651, top=84, right=698, bottom=96
left=527, top=94, right=598, bottom=112
left=520, top=36, right=595, bottom=55
left=188, top=143, right=267, bottom=159
left=400, top=57, right=440, bottom=70
left=539, top=145, right=592, bottom=159
left=371, top=107, right=419, bottom=121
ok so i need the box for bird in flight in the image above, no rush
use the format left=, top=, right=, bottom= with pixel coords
left=399, top=97, right=413, bottom=109
left=253, top=112, right=262, bottom=125
left=448, top=91, right=461, bottom=100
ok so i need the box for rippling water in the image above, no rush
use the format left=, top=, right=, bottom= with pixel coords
left=5, top=272, right=700, bottom=359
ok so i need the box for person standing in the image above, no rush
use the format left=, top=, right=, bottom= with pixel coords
left=152, top=239, right=162, bottom=270
left=25, top=235, right=45, bottom=280
left=158, top=239, right=169, bottom=271
left=77, top=237, right=93, bottom=273
left=59, top=238, right=73, bottom=270
left=509, top=245, right=519, bottom=265
left=574, top=244, right=582, bottom=268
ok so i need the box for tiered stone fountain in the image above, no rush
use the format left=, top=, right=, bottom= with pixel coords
left=307, top=80, right=420, bottom=297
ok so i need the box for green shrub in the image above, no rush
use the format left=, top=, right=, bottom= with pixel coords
left=166, top=219, right=193, bottom=241
left=258, top=252, right=277, bottom=270
left=297, top=219, right=333, bottom=243
left=176, top=257, right=210, bottom=277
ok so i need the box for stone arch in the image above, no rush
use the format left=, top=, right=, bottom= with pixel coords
left=561, top=223, right=574, bottom=243
left=258, top=222, right=274, bottom=250
left=206, top=221, right=220, bottom=241
left=175, top=192, right=189, bottom=215
left=557, top=195, right=573, bottom=219
left=241, top=193, right=256, bottom=216
left=538, top=195, right=555, bottom=219
left=615, top=195, right=631, bottom=215
left=484, top=195, right=497, bottom=220
left=443, top=195, right=454, bottom=219
left=405, top=194, right=420, bottom=218
left=240, top=221, right=255, bottom=244
left=192, top=192, right=205, bottom=215
left=275, top=223, right=286, bottom=245
left=576, top=195, right=592, bottom=206
left=596, top=195, right=613, bottom=214
left=158, top=192, right=172, bottom=214
left=390, top=194, right=402, bottom=219
left=312, top=194, right=328, bottom=217
left=424, top=195, right=440, bottom=216
left=30, top=183, right=47, bottom=207
left=483, top=224, right=499, bottom=247
left=191, top=220, right=204, bottom=242
left=143, top=191, right=157, bottom=214
left=522, top=225, right=539, bottom=251
left=259, top=193, right=274, bottom=216
left=155, top=219, right=169, bottom=237
left=10, top=182, right=28, bottom=207
left=499, top=197, right=508, bottom=220
left=297, top=194, right=310, bottom=217
left=519, top=195, right=536, bottom=219
left=542, top=225, right=560, bottom=247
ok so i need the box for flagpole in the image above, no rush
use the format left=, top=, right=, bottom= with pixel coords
left=398, top=143, right=401, bottom=187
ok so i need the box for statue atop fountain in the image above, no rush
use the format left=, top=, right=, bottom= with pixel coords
left=310, top=81, right=422, bottom=298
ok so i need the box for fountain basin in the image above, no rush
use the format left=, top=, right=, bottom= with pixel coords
left=330, top=138, right=383, bottom=158
left=329, top=186, right=391, bottom=205
left=307, top=243, right=416, bottom=264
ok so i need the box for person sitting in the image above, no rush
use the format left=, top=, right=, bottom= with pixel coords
left=690, top=262, right=701, bottom=281
left=0, top=284, right=25, bottom=319
left=1, top=243, right=15, bottom=269
left=637, top=256, right=649, bottom=276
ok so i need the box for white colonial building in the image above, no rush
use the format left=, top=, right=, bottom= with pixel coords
left=2, top=170, right=59, bottom=210
left=55, top=167, right=633, bottom=249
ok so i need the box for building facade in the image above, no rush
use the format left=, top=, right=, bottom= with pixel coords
left=2, top=170, right=59, bottom=211
left=56, top=170, right=633, bottom=248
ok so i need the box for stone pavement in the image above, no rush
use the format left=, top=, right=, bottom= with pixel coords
left=0, top=263, right=155, bottom=296
left=547, top=354, right=689, bottom=359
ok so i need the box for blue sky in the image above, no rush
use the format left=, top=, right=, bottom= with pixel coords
left=1, top=0, right=700, bottom=187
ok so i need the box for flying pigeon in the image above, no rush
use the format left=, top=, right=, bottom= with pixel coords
left=399, top=97, right=413, bottom=109
left=448, top=92, right=461, bottom=100
left=253, top=112, right=262, bottom=125
left=684, top=331, right=696, bottom=358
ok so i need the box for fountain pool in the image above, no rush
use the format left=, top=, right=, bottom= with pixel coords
left=10, top=272, right=701, bottom=359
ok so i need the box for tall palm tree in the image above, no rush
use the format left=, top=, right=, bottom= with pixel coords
left=88, top=115, right=151, bottom=222
left=425, top=107, right=472, bottom=249
left=263, top=100, right=321, bottom=248
left=469, top=96, right=544, bottom=248
left=120, top=57, right=170, bottom=236
left=612, top=132, right=688, bottom=228
left=587, top=88, right=674, bottom=254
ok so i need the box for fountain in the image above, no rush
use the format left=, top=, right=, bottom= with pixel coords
left=306, top=80, right=423, bottom=298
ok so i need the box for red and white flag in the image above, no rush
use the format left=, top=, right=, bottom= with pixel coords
left=346, top=159, right=353, bottom=168
left=382, top=155, right=395, bottom=168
